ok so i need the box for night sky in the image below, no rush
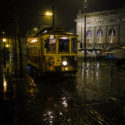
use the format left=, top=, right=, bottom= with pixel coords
left=0, top=0, right=124, bottom=35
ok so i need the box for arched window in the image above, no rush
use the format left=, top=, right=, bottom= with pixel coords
left=97, top=30, right=103, bottom=44
left=109, top=29, right=115, bottom=44
left=86, top=30, right=92, bottom=44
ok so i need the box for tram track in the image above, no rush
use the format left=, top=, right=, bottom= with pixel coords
left=45, top=78, right=112, bottom=125
left=60, top=86, right=112, bottom=125
left=77, top=63, right=125, bottom=103
left=29, top=74, right=104, bottom=125
left=58, top=73, right=125, bottom=124
left=29, top=68, right=124, bottom=125
left=77, top=78, right=124, bottom=104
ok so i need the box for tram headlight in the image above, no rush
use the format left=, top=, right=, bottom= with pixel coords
left=62, top=61, right=68, bottom=66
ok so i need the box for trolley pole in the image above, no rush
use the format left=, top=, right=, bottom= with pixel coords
left=83, top=0, right=87, bottom=62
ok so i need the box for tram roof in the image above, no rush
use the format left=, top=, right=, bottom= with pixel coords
left=37, top=27, right=78, bottom=36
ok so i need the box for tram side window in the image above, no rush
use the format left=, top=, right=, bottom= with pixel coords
left=71, top=38, right=77, bottom=52
left=58, top=39, right=69, bottom=52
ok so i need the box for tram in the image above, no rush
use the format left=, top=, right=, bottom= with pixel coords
left=27, top=27, right=78, bottom=75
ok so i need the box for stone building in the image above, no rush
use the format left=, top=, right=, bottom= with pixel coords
left=75, top=7, right=125, bottom=56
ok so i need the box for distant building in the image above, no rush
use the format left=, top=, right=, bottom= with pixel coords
left=75, top=7, right=125, bottom=55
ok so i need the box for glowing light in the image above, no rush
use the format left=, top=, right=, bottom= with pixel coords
left=45, top=11, right=53, bottom=16
left=43, top=30, right=47, bottom=33
left=96, top=62, right=100, bottom=69
left=48, top=111, right=52, bottom=116
left=3, top=77, right=7, bottom=93
left=43, top=111, right=54, bottom=124
left=6, top=44, right=9, bottom=48
left=50, top=35, right=55, bottom=39
left=3, top=38, right=6, bottom=42
left=62, top=61, right=68, bottom=66
left=34, top=27, right=38, bottom=31
left=59, top=112, right=63, bottom=115
left=65, top=67, right=68, bottom=71
left=28, top=37, right=38, bottom=43
left=31, top=39, right=38, bottom=43
left=59, top=36, right=69, bottom=40
left=62, top=97, right=68, bottom=107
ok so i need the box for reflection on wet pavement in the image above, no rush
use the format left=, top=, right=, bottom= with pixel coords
left=0, top=59, right=125, bottom=125
left=0, top=60, right=16, bottom=125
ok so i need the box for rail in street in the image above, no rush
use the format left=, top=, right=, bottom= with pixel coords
left=0, top=58, right=125, bottom=125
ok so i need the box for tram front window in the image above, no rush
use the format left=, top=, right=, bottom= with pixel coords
left=58, top=37, right=69, bottom=53
left=45, top=38, right=56, bottom=53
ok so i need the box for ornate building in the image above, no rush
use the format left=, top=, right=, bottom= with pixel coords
left=75, top=7, right=125, bottom=54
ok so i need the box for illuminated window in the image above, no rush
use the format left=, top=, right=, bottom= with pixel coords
left=86, top=30, right=92, bottom=44
left=58, top=37, right=69, bottom=53
left=97, top=30, right=103, bottom=44
left=109, top=29, right=115, bottom=44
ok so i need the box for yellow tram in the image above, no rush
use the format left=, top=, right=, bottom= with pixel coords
left=27, top=27, right=78, bottom=74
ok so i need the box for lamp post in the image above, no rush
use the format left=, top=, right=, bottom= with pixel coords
left=52, top=6, right=55, bottom=27
left=83, top=0, right=87, bottom=62
left=16, top=20, right=23, bottom=77
left=45, top=8, right=54, bottom=27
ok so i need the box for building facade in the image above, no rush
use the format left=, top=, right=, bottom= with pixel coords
left=75, top=8, right=125, bottom=54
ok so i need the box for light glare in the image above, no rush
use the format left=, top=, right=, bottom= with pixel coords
left=62, top=61, right=68, bottom=66
left=3, top=38, right=6, bottom=42
left=45, top=11, right=53, bottom=16
left=6, top=44, right=9, bottom=48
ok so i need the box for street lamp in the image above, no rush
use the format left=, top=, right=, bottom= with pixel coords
left=45, top=7, right=55, bottom=27
left=31, top=8, right=55, bottom=30
left=2, top=38, right=6, bottom=49
left=45, top=11, right=53, bottom=27
left=83, top=0, right=87, bottom=62
left=2, top=38, right=7, bottom=65
left=45, top=11, right=53, bottom=16
left=3, top=38, right=7, bottom=43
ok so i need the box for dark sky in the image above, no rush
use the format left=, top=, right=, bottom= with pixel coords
left=0, top=0, right=125, bottom=35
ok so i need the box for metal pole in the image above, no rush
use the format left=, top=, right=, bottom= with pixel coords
left=83, top=0, right=87, bottom=62
left=4, top=42, right=6, bottom=66
left=14, top=34, right=17, bottom=65
left=81, top=22, right=83, bottom=48
left=81, top=10, right=83, bottom=49
left=16, top=20, right=23, bottom=77
left=52, top=6, right=55, bottom=27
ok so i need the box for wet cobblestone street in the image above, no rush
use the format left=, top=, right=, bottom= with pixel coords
left=0, top=59, right=125, bottom=125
